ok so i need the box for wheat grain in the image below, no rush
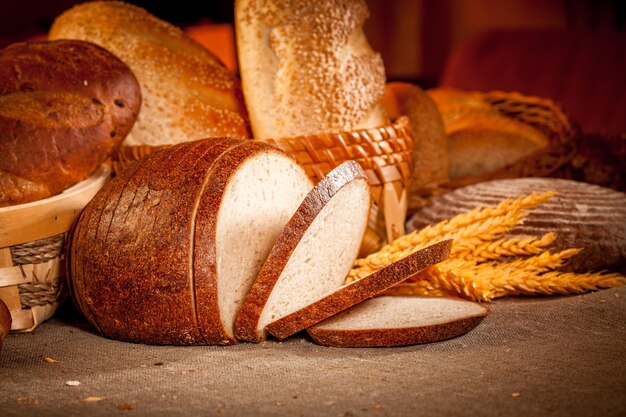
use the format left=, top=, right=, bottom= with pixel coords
left=348, top=191, right=626, bottom=301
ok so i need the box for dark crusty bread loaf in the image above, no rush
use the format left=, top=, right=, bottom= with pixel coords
left=407, top=178, right=626, bottom=273
left=234, top=161, right=371, bottom=342
left=307, top=296, right=489, bottom=348
left=266, top=239, right=452, bottom=340
left=0, top=40, right=141, bottom=207
left=51, top=1, right=250, bottom=146
left=69, top=138, right=312, bottom=345
left=0, top=298, right=10, bottom=350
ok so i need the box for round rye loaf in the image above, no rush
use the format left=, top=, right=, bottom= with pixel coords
left=407, top=178, right=626, bottom=273
left=69, top=138, right=313, bottom=345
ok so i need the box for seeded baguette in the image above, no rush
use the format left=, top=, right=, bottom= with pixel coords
left=235, top=0, right=387, bottom=139
left=307, top=296, right=489, bottom=348
left=266, top=239, right=453, bottom=340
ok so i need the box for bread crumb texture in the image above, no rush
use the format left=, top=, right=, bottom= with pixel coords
left=239, top=0, right=386, bottom=137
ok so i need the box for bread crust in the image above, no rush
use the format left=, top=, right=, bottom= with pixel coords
left=406, top=178, right=626, bottom=274
left=306, top=296, right=489, bottom=347
left=0, top=298, right=11, bottom=349
left=0, top=40, right=141, bottom=206
left=234, top=160, right=369, bottom=342
left=236, top=0, right=387, bottom=139
left=266, top=239, right=453, bottom=340
left=51, top=1, right=250, bottom=145
left=193, top=141, right=307, bottom=344
left=70, top=139, right=241, bottom=344
left=381, top=83, right=449, bottom=212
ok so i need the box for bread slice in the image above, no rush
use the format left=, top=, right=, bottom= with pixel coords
left=51, top=1, right=249, bottom=146
left=307, top=296, right=489, bottom=347
left=235, top=0, right=388, bottom=139
left=265, top=240, right=452, bottom=340
left=234, top=161, right=371, bottom=342
left=69, top=138, right=312, bottom=345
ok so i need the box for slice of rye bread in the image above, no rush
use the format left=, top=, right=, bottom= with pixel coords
left=307, top=296, right=489, bottom=348
left=265, top=239, right=453, bottom=340
left=70, top=138, right=312, bottom=345
left=234, top=161, right=371, bottom=342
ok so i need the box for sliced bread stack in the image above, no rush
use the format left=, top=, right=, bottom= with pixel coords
left=70, top=140, right=485, bottom=347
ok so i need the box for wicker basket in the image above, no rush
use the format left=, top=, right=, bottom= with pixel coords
left=112, top=117, right=414, bottom=255
left=410, top=91, right=577, bottom=210
left=0, top=165, right=110, bottom=332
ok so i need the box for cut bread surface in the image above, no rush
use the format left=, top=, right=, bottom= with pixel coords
left=307, top=296, right=489, bottom=347
left=234, top=161, right=370, bottom=342
left=258, top=179, right=370, bottom=328
left=215, top=151, right=313, bottom=339
left=70, top=138, right=314, bottom=345
left=266, top=239, right=453, bottom=340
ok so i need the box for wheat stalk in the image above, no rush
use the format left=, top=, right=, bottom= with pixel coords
left=453, top=232, right=556, bottom=262
left=349, top=191, right=626, bottom=301
left=349, top=192, right=556, bottom=281
left=389, top=265, right=626, bottom=301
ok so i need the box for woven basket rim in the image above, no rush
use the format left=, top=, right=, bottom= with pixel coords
left=0, top=164, right=110, bottom=214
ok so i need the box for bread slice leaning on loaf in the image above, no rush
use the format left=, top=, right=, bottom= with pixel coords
left=266, top=240, right=453, bottom=340
left=69, top=138, right=312, bottom=345
left=234, top=161, right=371, bottom=342
left=235, top=0, right=388, bottom=139
left=51, top=1, right=249, bottom=146
left=307, top=296, right=489, bottom=348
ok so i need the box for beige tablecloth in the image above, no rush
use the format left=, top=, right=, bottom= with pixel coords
left=1, top=286, right=624, bottom=417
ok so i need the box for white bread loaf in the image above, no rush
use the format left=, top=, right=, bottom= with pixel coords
left=307, top=296, right=489, bottom=347
left=235, top=0, right=388, bottom=139
left=50, top=1, right=250, bottom=146
left=407, top=178, right=626, bottom=273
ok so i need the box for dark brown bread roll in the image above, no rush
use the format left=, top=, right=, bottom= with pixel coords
left=407, top=178, right=626, bottom=273
left=0, top=40, right=141, bottom=207
left=0, top=299, right=10, bottom=350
